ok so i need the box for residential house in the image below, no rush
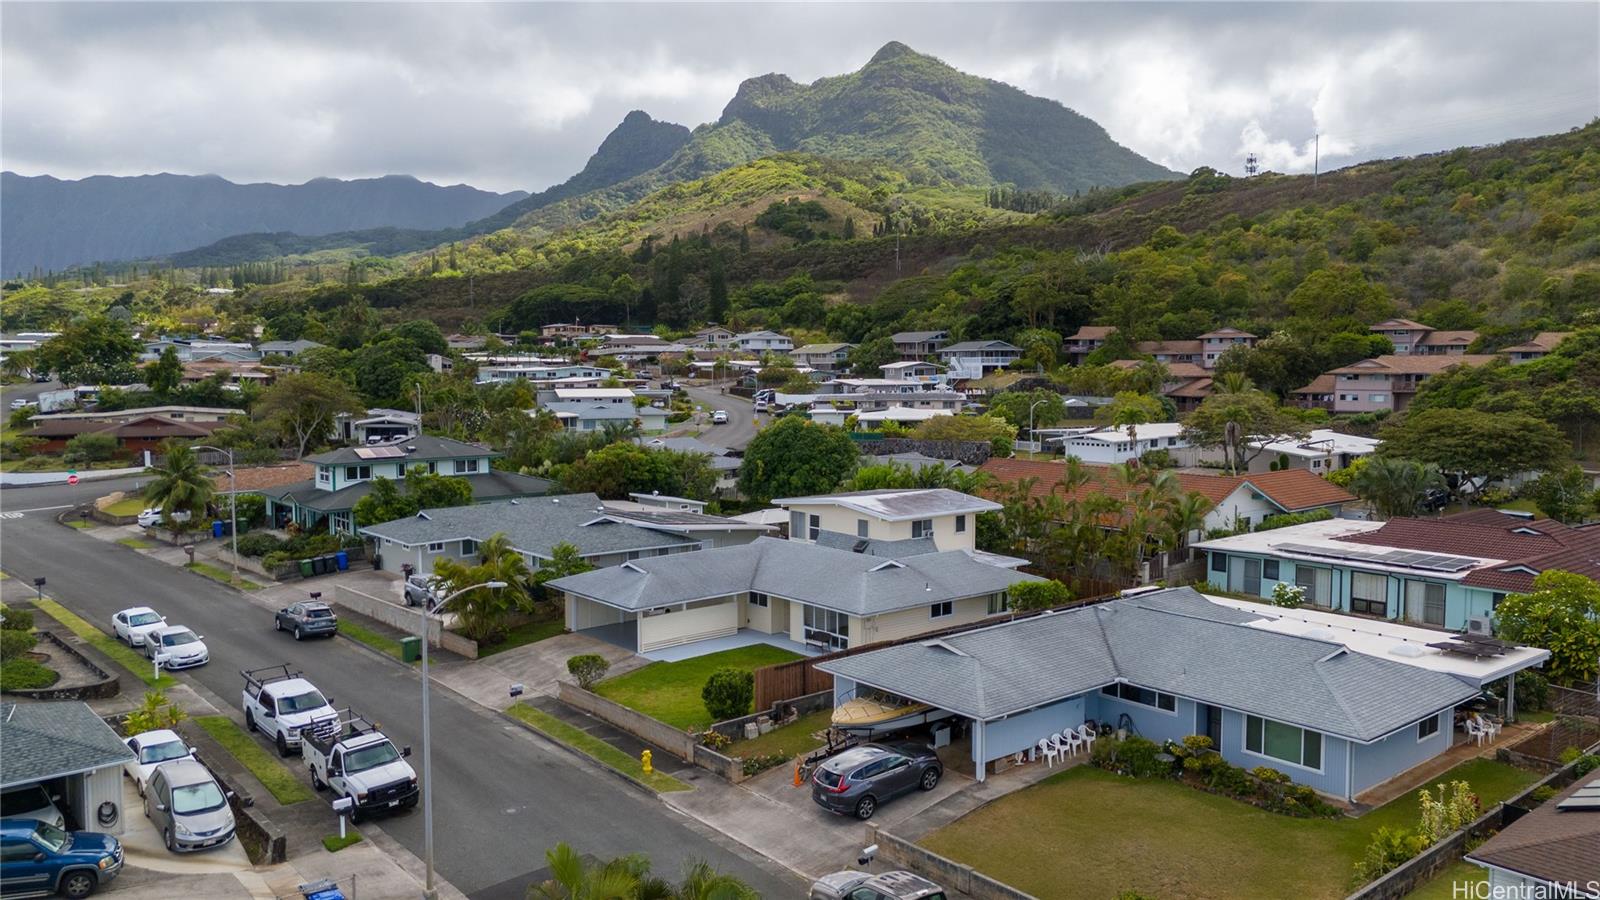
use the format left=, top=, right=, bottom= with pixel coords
left=733, top=330, right=794, bottom=355
left=636, top=436, right=741, bottom=497
left=791, top=343, right=856, bottom=372
left=446, top=334, right=488, bottom=351
left=1321, top=354, right=1498, bottom=414
left=264, top=435, right=552, bottom=534
left=1108, top=359, right=1214, bottom=412
left=1243, top=429, right=1380, bottom=475
left=891, top=330, right=950, bottom=359
left=1291, top=374, right=1337, bottom=412
left=1466, top=772, right=1600, bottom=897
left=537, top=387, right=668, bottom=434
left=476, top=363, right=610, bottom=386
left=1199, top=328, right=1259, bottom=367
left=141, top=338, right=260, bottom=363
left=1064, top=325, right=1118, bottom=365
left=852, top=407, right=954, bottom=430
left=540, top=323, right=618, bottom=340
left=332, top=408, right=421, bottom=444
left=24, top=413, right=225, bottom=456
left=687, top=326, right=737, bottom=350
left=774, top=488, right=1001, bottom=553
left=1133, top=339, right=1203, bottom=367
left=180, top=359, right=278, bottom=388
left=27, top=405, right=237, bottom=426
left=1501, top=332, right=1573, bottom=363
left=879, top=361, right=946, bottom=386
left=1370, top=319, right=1481, bottom=356
left=1192, top=508, right=1600, bottom=631
left=548, top=535, right=1039, bottom=656
left=1053, top=422, right=1195, bottom=465
left=1, top=701, right=136, bottom=838
left=937, top=340, right=1023, bottom=380
left=817, top=586, right=1548, bottom=795
left=257, top=338, right=326, bottom=358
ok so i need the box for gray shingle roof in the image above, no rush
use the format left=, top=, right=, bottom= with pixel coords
left=814, top=530, right=939, bottom=559
left=817, top=588, right=1479, bottom=741
left=360, top=492, right=696, bottom=559
left=774, top=488, right=1000, bottom=520
left=892, top=331, right=948, bottom=342
left=2, top=702, right=135, bottom=786
left=938, top=340, right=1021, bottom=353
left=307, top=434, right=498, bottom=466
left=266, top=470, right=552, bottom=513
left=548, top=537, right=1039, bottom=615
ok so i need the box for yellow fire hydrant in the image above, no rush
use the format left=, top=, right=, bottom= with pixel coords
left=641, top=749, right=653, bottom=774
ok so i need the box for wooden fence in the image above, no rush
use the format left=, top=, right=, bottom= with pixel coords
left=753, top=590, right=1120, bottom=710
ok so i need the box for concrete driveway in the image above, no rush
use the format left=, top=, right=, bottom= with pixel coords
left=116, top=778, right=253, bottom=875
left=430, top=631, right=648, bottom=709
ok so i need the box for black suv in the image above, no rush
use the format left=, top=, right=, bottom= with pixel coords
left=811, top=742, right=941, bottom=820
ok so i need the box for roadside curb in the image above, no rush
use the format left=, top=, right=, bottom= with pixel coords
left=496, top=705, right=667, bottom=799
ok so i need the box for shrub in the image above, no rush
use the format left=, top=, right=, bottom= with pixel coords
left=235, top=533, right=285, bottom=558
left=0, top=629, right=39, bottom=661
left=566, top=654, right=610, bottom=690
left=1572, top=755, right=1600, bottom=777
left=230, top=493, right=268, bottom=529
left=1091, top=736, right=1168, bottom=779
left=123, top=690, right=187, bottom=734
left=1515, top=670, right=1550, bottom=712
left=699, top=730, right=732, bottom=751
left=1251, top=766, right=1291, bottom=784
left=1270, top=583, right=1307, bottom=607
left=1529, top=785, right=1558, bottom=804
left=1418, top=781, right=1480, bottom=842
left=1257, top=509, right=1334, bottom=532
left=702, top=667, right=755, bottom=722
left=0, top=605, right=35, bottom=632
left=740, top=753, right=789, bottom=776
left=1352, top=827, right=1426, bottom=884
left=1007, top=579, right=1073, bottom=611
left=0, top=658, right=60, bottom=690
left=64, top=432, right=119, bottom=464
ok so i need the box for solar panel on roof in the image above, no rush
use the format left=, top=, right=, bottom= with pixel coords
left=1556, top=795, right=1600, bottom=810
left=354, top=446, right=405, bottom=459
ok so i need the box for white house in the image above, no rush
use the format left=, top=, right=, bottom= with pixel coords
left=1056, top=422, right=1194, bottom=465
left=936, top=340, right=1022, bottom=380
left=775, top=488, right=1001, bottom=553
left=733, top=330, right=795, bottom=354
left=1244, top=429, right=1380, bottom=475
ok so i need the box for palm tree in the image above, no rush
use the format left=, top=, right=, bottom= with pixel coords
left=526, top=844, right=758, bottom=900
left=143, top=442, right=215, bottom=521
left=1351, top=457, right=1446, bottom=519
left=1164, top=491, right=1212, bottom=560
left=1213, top=371, right=1254, bottom=395
left=433, top=532, right=532, bottom=643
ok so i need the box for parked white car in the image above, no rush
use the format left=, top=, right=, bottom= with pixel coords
left=711, top=410, right=729, bottom=424
left=9, top=398, right=35, bottom=410
left=112, top=607, right=167, bottom=647
left=143, top=625, right=209, bottom=668
left=123, top=729, right=198, bottom=798
left=136, top=508, right=192, bottom=528
left=0, top=783, right=66, bottom=829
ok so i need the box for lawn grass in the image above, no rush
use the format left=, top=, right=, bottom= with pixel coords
left=104, top=497, right=146, bottom=516
left=727, top=709, right=833, bottom=760
left=32, top=597, right=174, bottom=688
left=193, top=716, right=316, bottom=806
left=116, top=537, right=157, bottom=550
left=183, top=562, right=262, bottom=591
left=1519, top=709, right=1557, bottom=724
left=321, top=831, right=364, bottom=853
left=594, top=645, right=802, bottom=731
left=65, top=519, right=94, bottom=529
left=339, top=620, right=409, bottom=662
left=1405, top=859, right=1485, bottom=899
left=476, top=617, right=566, bottom=657
left=507, top=703, right=689, bottom=793
left=920, top=758, right=1540, bottom=900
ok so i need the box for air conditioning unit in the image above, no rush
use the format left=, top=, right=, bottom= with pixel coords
left=1465, top=615, right=1493, bottom=636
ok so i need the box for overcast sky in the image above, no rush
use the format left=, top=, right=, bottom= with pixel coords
left=4, top=2, right=1597, bottom=194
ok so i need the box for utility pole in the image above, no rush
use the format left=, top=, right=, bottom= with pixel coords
left=894, top=233, right=901, bottom=277
left=1313, top=133, right=1320, bottom=189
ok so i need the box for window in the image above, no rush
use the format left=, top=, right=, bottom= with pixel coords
left=316, top=466, right=332, bottom=486
left=1369, top=394, right=1387, bottom=403
left=857, top=519, right=869, bottom=538
left=1210, top=553, right=1228, bottom=574
left=1351, top=571, right=1387, bottom=617
left=1491, top=592, right=1506, bottom=608
left=1295, top=565, right=1331, bottom=607
left=911, top=519, right=933, bottom=539
left=1245, top=715, right=1322, bottom=770
left=1099, top=683, right=1176, bottom=712
left=987, top=592, right=1009, bottom=615
left=803, top=605, right=848, bottom=649
left=1263, top=559, right=1280, bottom=581
left=1417, top=715, right=1440, bottom=741
left=453, top=458, right=481, bottom=475
left=426, top=542, right=445, bottom=553
left=955, top=514, right=967, bottom=534
left=748, top=592, right=769, bottom=608
left=930, top=601, right=953, bottom=619
left=1407, top=581, right=1447, bottom=626
left=344, top=465, right=371, bottom=481
left=460, top=539, right=478, bottom=557
left=808, top=514, right=821, bottom=541
left=790, top=511, right=805, bottom=539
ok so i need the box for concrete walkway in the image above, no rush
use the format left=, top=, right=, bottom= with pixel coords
left=430, top=631, right=648, bottom=711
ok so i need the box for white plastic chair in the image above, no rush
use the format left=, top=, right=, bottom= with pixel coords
left=1464, top=718, right=1485, bottom=746
left=1039, top=737, right=1059, bottom=768
left=1062, top=729, right=1084, bottom=757
left=1049, top=732, right=1069, bottom=764
left=1077, top=723, right=1098, bottom=754
left=1483, top=717, right=1501, bottom=744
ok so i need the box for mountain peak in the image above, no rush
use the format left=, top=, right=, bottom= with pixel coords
left=866, top=41, right=920, bottom=66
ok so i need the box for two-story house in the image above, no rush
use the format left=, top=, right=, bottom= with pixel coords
left=1064, top=326, right=1117, bottom=366
left=263, top=435, right=553, bottom=534
left=257, top=339, right=326, bottom=358
left=1370, top=319, right=1481, bottom=356
left=540, top=323, right=618, bottom=340
left=733, top=330, right=794, bottom=355
left=476, top=363, right=612, bottom=386
left=1323, top=354, right=1498, bottom=414
left=774, top=488, right=1000, bottom=553
left=1133, top=340, right=1203, bottom=367
left=937, top=340, right=1023, bottom=380
left=790, top=343, right=856, bottom=372
left=1055, top=422, right=1195, bottom=465
left=1200, top=328, right=1258, bottom=367
left=687, top=326, right=737, bottom=350
left=1501, top=332, right=1573, bottom=363
left=536, top=387, right=669, bottom=434
left=879, top=361, right=946, bottom=385
left=890, top=330, right=949, bottom=360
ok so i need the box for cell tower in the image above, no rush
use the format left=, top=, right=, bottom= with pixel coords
left=1244, top=153, right=1259, bottom=177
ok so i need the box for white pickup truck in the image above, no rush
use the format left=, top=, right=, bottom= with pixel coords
left=240, top=665, right=339, bottom=758
left=302, top=711, right=418, bottom=822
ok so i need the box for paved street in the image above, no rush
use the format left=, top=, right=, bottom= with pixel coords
left=0, top=377, right=63, bottom=409
left=682, top=383, right=759, bottom=449
left=0, top=479, right=803, bottom=899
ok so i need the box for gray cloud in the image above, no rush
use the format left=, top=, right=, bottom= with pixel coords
left=3, top=2, right=1596, bottom=194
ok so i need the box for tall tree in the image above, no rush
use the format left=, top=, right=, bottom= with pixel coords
left=432, top=533, right=532, bottom=643
left=738, top=417, right=859, bottom=503
left=256, top=371, right=365, bottom=459
left=1378, top=409, right=1569, bottom=505
left=1182, top=388, right=1309, bottom=475
left=142, top=443, right=215, bottom=520
left=145, top=346, right=183, bottom=398
left=1349, top=457, right=1446, bottom=519
left=1494, top=571, right=1600, bottom=687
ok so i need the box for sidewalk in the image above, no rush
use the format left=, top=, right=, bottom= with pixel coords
left=430, top=631, right=648, bottom=710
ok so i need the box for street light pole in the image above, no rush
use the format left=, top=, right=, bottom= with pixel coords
left=1027, top=398, right=1047, bottom=453
left=192, top=445, right=238, bottom=579
left=418, top=580, right=506, bottom=900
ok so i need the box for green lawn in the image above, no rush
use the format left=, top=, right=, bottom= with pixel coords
left=507, top=703, right=689, bottom=793
left=116, top=537, right=156, bottom=550
left=65, top=520, right=94, bottom=529
left=920, top=759, right=1539, bottom=900
left=104, top=497, right=146, bottom=516
left=32, top=598, right=174, bottom=688
left=727, top=709, right=833, bottom=760
left=193, top=716, right=316, bottom=805
left=476, top=617, right=566, bottom=657
left=321, top=831, right=364, bottom=853
left=183, top=562, right=262, bottom=591
left=593, top=644, right=802, bottom=731
left=339, top=620, right=410, bottom=662
left=1406, top=860, right=1485, bottom=900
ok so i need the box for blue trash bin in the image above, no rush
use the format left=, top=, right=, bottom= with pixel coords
left=335, top=550, right=349, bottom=571
left=212, top=520, right=224, bottom=538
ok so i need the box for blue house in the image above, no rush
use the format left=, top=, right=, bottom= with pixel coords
left=1191, top=509, right=1600, bottom=632
left=817, top=587, right=1548, bottom=800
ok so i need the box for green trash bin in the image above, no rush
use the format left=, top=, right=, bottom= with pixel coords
left=400, top=636, right=421, bottom=663
left=299, top=559, right=314, bottom=578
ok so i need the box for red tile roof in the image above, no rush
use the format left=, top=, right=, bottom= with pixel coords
left=1337, top=512, right=1600, bottom=592
left=977, top=460, right=1352, bottom=517
left=1327, top=354, right=1499, bottom=376
left=1237, top=469, right=1357, bottom=512
left=1067, top=326, right=1118, bottom=341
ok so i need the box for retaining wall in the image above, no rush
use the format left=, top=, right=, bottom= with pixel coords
left=556, top=681, right=696, bottom=761
left=329, top=584, right=478, bottom=658
left=177, top=720, right=288, bottom=865
left=707, top=689, right=834, bottom=740
left=4, top=631, right=120, bottom=701
left=865, top=823, right=1038, bottom=900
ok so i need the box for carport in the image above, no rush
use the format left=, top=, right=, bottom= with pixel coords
left=1, top=701, right=135, bottom=836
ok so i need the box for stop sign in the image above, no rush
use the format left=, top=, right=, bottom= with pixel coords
left=66, top=473, right=79, bottom=485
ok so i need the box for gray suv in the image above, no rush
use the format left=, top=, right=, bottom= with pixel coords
left=811, top=742, right=941, bottom=820
left=143, top=760, right=236, bottom=853
left=811, top=871, right=947, bottom=900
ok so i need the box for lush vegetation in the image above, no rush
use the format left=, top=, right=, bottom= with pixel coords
left=193, top=715, right=317, bottom=805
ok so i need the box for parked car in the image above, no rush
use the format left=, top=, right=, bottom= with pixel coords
left=811, top=742, right=941, bottom=820
left=9, top=398, right=34, bottom=410
left=274, top=601, right=338, bottom=640
left=303, top=712, right=418, bottom=823
left=403, top=574, right=445, bottom=609
left=0, top=818, right=123, bottom=898
left=135, top=509, right=191, bottom=529
left=142, top=760, right=236, bottom=853
left=810, top=871, right=947, bottom=900
left=142, top=626, right=208, bottom=668
left=241, top=665, right=339, bottom=757
left=122, top=730, right=198, bottom=798
left=0, top=785, right=65, bottom=830
left=110, top=607, right=166, bottom=648
left=711, top=410, right=729, bottom=424
left=753, top=400, right=769, bottom=413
